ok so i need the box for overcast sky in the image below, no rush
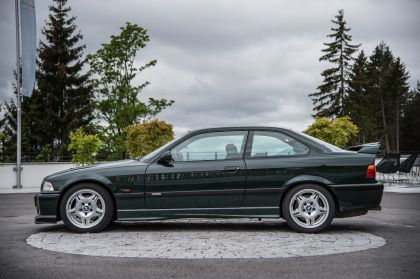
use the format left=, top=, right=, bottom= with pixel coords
left=1, top=0, right=419, bottom=136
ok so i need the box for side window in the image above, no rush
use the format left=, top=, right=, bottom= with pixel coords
left=171, top=131, right=247, bottom=162
left=250, top=131, right=309, bottom=158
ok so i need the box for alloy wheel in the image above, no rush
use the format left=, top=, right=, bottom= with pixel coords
left=289, top=189, right=329, bottom=229
left=65, top=189, right=106, bottom=229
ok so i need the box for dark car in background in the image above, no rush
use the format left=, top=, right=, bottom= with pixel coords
left=34, top=127, right=383, bottom=233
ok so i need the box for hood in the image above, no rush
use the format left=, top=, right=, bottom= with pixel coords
left=46, top=160, right=148, bottom=181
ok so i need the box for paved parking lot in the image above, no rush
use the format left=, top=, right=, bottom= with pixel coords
left=1, top=192, right=420, bottom=279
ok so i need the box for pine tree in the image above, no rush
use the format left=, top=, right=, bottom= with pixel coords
left=400, top=81, right=420, bottom=151
left=368, top=42, right=410, bottom=153
left=34, top=0, right=93, bottom=158
left=310, top=9, right=360, bottom=117
left=387, top=57, right=410, bottom=152
left=347, top=51, right=376, bottom=143
left=368, top=43, right=394, bottom=152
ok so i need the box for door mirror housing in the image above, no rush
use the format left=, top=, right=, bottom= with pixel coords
left=157, top=151, right=173, bottom=165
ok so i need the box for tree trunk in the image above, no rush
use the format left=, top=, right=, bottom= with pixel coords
left=340, top=42, right=345, bottom=117
left=396, top=99, right=399, bottom=153
left=380, top=96, right=390, bottom=153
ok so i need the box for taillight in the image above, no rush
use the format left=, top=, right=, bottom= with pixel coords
left=366, top=165, right=376, bottom=179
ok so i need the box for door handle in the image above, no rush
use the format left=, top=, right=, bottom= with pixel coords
left=224, top=166, right=241, bottom=173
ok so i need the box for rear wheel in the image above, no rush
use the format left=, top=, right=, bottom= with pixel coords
left=282, top=184, right=335, bottom=233
left=60, top=183, right=114, bottom=233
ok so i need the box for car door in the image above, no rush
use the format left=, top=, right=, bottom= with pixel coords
left=145, top=131, right=248, bottom=209
left=244, top=130, right=310, bottom=207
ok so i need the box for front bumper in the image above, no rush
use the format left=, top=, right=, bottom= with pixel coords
left=329, top=182, right=384, bottom=214
left=34, top=192, right=61, bottom=223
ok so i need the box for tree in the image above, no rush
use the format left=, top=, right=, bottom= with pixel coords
left=304, top=116, right=358, bottom=148
left=0, top=131, right=4, bottom=155
left=0, top=69, right=36, bottom=162
left=87, top=23, right=174, bottom=159
left=309, top=10, right=360, bottom=117
left=400, top=81, right=420, bottom=151
left=368, top=43, right=410, bottom=153
left=68, top=128, right=102, bottom=166
left=32, top=0, right=93, bottom=157
left=125, top=120, right=174, bottom=158
left=387, top=57, right=410, bottom=152
left=0, top=130, right=5, bottom=162
left=347, top=51, right=376, bottom=143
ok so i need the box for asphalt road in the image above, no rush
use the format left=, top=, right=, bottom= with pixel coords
left=0, top=192, right=419, bottom=279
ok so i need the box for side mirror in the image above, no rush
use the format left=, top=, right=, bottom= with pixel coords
left=157, top=151, right=173, bottom=165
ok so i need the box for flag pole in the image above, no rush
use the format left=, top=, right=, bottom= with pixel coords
left=14, top=0, right=22, bottom=189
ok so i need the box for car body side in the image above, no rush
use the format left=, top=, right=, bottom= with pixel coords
left=34, top=127, right=383, bottom=223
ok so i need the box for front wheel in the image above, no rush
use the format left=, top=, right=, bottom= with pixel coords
left=282, top=184, right=335, bottom=233
left=60, top=183, right=114, bottom=233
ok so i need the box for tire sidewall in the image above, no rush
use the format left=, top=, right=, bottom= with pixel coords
left=60, top=183, right=114, bottom=233
left=282, top=184, right=335, bottom=233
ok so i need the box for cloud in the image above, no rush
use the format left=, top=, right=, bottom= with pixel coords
left=0, top=0, right=419, bottom=136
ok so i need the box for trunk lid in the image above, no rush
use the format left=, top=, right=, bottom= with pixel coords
left=347, top=142, right=381, bottom=155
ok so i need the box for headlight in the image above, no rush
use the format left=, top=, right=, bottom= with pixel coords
left=42, top=181, right=54, bottom=192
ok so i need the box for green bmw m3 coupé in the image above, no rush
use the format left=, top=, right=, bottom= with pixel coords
left=34, top=127, right=383, bottom=233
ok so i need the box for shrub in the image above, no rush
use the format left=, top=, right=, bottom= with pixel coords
left=68, top=128, right=102, bottom=165
left=125, top=120, right=174, bottom=158
left=304, top=116, right=358, bottom=148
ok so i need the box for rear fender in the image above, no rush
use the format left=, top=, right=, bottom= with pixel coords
left=283, top=175, right=334, bottom=188
left=279, top=175, right=337, bottom=217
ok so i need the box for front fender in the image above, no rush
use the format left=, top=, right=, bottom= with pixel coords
left=49, top=173, right=116, bottom=221
left=51, top=172, right=115, bottom=193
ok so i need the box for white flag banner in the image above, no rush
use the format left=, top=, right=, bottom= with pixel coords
left=20, top=0, right=36, bottom=97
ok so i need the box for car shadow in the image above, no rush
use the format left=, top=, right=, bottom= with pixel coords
left=33, top=218, right=387, bottom=234
left=109, top=219, right=290, bottom=232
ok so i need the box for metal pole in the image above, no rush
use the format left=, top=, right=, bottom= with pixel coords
left=15, top=0, right=22, bottom=189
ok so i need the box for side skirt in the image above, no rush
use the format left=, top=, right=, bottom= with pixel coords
left=117, top=206, right=279, bottom=220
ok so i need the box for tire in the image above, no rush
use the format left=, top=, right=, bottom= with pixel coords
left=60, top=183, right=114, bottom=233
left=282, top=184, right=335, bottom=233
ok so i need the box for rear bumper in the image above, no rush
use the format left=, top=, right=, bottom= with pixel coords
left=329, top=182, right=384, bottom=214
left=34, top=193, right=60, bottom=224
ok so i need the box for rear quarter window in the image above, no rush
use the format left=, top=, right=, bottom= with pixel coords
left=249, top=131, right=309, bottom=158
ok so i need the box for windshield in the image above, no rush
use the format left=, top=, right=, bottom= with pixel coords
left=139, top=137, right=180, bottom=163
left=296, top=131, right=346, bottom=152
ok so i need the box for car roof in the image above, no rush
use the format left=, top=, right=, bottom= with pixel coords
left=188, top=126, right=294, bottom=133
